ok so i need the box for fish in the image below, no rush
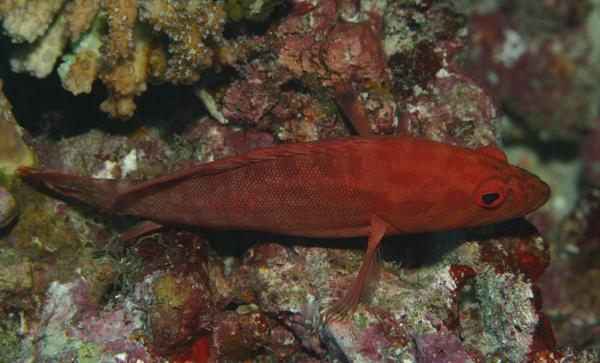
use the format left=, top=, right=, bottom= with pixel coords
left=18, top=136, right=550, bottom=319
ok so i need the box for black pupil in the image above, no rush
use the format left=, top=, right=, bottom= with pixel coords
left=482, top=193, right=500, bottom=205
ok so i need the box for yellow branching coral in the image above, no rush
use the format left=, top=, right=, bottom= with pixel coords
left=1, top=0, right=228, bottom=119
left=103, top=0, right=138, bottom=65
left=2, top=0, right=63, bottom=43
left=139, top=0, right=226, bottom=83
left=58, top=12, right=104, bottom=95
left=65, top=0, right=101, bottom=42
left=10, top=11, right=69, bottom=78
left=99, top=23, right=152, bottom=118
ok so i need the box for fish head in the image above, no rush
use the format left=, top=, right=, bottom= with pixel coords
left=464, top=146, right=550, bottom=226
left=378, top=142, right=550, bottom=234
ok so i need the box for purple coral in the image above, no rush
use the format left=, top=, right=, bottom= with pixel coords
left=414, top=317, right=470, bottom=363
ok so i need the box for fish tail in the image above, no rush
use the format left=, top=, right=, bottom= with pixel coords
left=18, top=167, right=122, bottom=211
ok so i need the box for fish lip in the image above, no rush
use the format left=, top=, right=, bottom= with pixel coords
left=525, top=178, right=551, bottom=215
left=509, top=167, right=551, bottom=216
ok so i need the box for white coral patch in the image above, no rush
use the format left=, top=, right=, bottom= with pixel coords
left=249, top=0, right=264, bottom=17
left=10, top=12, right=69, bottom=78
left=494, top=29, right=527, bottom=68
left=3, top=0, right=64, bottom=43
left=93, top=160, right=118, bottom=179
left=435, top=68, right=451, bottom=79
left=120, top=148, right=139, bottom=177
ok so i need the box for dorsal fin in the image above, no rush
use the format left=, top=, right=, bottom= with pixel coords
left=334, top=81, right=375, bottom=136
left=114, top=137, right=383, bottom=201
left=477, top=145, right=507, bottom=162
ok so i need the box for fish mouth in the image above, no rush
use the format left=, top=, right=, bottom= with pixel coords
left=524, top=174, right=551, bottom=214
left=510, top=167, right=551, bottom=216
left=532, top=179, right=551, bottom=211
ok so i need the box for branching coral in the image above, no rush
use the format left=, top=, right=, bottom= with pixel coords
left=1, top=0, right=228, bottom=119
left=2, top=0, right=64, bottom=43
left=139, top=0, right=227, bottom=83
left=64, top=0, right=101, bottom=43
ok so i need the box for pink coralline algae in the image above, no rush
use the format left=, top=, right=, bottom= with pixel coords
left=463, top=5, right=600, bottom=140
left=538, top=188, right=600, bottom=351
left=277, top=1, right=386, bottom=84
left=414, top=317, right=471, bottom=363
left=19, top=279, right=151, bottom=362
left=210, top=310, right=272, bottom=360
left=218, top=0, right=501, bottom=145
left=221, top=0, right=390, bottom=140
left=126, top=231, right=218, bottom=354
left=222, top=0, right=397, bottom=140
left=210, top=220, right=566, bottom=362
left=400, top=69, right=500, bottom=148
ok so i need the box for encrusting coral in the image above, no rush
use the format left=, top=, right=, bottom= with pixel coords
left=1, top=0, right=229, bottom=119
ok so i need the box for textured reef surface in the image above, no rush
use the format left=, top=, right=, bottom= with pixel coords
left=1, top=0, right=600, bottom=362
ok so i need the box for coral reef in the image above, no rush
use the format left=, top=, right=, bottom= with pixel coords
left=124, top=231, right=217, bottom=354
left=217, top=0, right=499, bottom=145
left=539, top=187, right=600, bottom=351
left=461, top=0, right=600, bottom=141
left=400, top=69, right=500, bottom=148
left=1, top=0, right=599, bottom=360
left=19, top=279, right=151, bottom=361
left=2, top=0, right=229, bottom=119
left=459, top=1, right=600, bottom=351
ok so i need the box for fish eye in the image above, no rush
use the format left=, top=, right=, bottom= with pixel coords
left=482, top=192, right=500, bottom=205
left=473, top=177, right=507, bottom=209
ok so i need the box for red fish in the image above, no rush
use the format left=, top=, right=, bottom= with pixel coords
left=18, top=136, right=550, bottom=319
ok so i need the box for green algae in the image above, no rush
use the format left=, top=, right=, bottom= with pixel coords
left=153, top=272, right=192, bottom=308
left=76, top=342, right=105, bottom=363
left=0, top=318, right=21, bottom=363
left=0, top=248, right=33, bottom=293
left=10, top=191, right=81, bottom=254
left=225, top=0, right=283, bottom=22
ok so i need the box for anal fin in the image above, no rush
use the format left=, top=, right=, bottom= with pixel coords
left=323, top=215, right=390, bottom=322
left=121, top=220, right=165, bottom=243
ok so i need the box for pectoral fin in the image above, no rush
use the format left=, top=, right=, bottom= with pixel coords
left=121, top=220, right=165, bottom=243
left=323, top=215, right=391, bottom=322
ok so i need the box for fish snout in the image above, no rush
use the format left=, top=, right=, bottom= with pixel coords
left=509, top=167, right=550, bottom=215
left=526, top=175, right=550, bottom=213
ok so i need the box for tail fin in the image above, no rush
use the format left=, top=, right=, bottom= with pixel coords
left=18, top=167, right=123, bottom=211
